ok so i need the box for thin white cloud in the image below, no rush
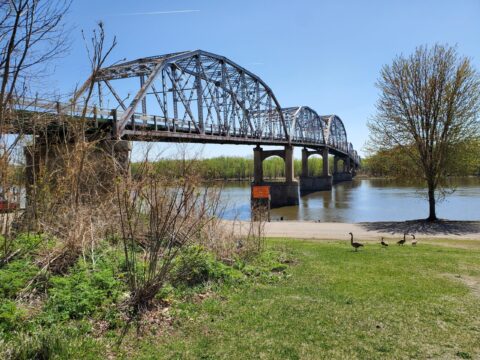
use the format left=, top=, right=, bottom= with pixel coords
left=112, top=10, right=200, bottom=16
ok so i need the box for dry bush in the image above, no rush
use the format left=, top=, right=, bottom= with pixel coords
left=245, top=204, right=268, bottom=256
left=196, top=214, right=237, bottom=260
left=8, top=22, right=119, bottom=275
left=132, top=146, right=266, bottom=261
left=0, top=139, right=24, bottom=261
left=197, top=213, right=266, bottom=262
left=114, top=159, right=222, bottom=330
left=22, top=123, right=127, bottom=271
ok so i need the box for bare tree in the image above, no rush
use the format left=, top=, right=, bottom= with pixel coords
left=369, top=44, right=480, bottom=221
left=0, top=0, right=69, bottom=253
left=0, top=0, right=70, bottom=134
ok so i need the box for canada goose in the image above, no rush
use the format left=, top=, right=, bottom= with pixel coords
left=349, top=232, right=363, bottom=251
left=397, top=233, right=407, bottom=246
left=381, top=237, right=388, bottom=247
left=411, top=234, right=417, bottom=246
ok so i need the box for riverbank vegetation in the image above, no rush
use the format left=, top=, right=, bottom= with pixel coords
left=0, top=232, right=290, bottom=358
left=1, top=238, right=479, bottom=358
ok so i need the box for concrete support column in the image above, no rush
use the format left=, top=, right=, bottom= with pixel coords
left=322, top=148, right=329, bottom=176
left=301, top=148, right=309, bottom=177
left=299, top=147, right=332, bottom=194
left=346, top=157, right=351, bottom=174
left=24, top=139, right=131, bottom=208
left=333, top=156, right=353, bottom=185
left=253, top=145, right=263, bottom=184
left=251, top=145, right=299, bottom=209
left=98, top=140, right=131, bottom=177
left=284, top=145, right=294, bottom=183
left=333, top=156, right=339, bottom=174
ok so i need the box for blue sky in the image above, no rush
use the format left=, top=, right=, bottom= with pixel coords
left=51, top=0, right=480, bottom=160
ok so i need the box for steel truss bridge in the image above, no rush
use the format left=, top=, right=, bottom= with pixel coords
left=11, top=50, right=360, bottom=166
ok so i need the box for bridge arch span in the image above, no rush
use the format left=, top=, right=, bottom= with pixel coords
left=69, top=49, right=359, bottom=165
left=322, top=115, right=348, bottom=153
left=282, top=106, right=326, bottom=145
left=79, top=50, right=289, bottom=142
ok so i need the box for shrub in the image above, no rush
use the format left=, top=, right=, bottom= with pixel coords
left=12, top=233, right=47, bottom=254
left=0, top=299, right=26, bottom=332
left=45, top=259, right=124, bottom=321
left=233, top=249, right=290, bottom=282
left=171, top=245, right=241, bottom=288
left=0, top=259, right=38, bottom=298
left=1, top=233, right=49, bottom=259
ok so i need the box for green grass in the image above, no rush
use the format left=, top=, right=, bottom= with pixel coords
left=1, top=238, right=479, bottom=359
left=131, top=239, right=480, bottom=359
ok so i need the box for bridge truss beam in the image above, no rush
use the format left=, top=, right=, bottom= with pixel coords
left=11, top=50, right=360, bottom=167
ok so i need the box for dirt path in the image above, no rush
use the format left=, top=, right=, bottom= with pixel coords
left=443, top=274, right=480, bottom=299
left=226, top=220, right=480, bottom=242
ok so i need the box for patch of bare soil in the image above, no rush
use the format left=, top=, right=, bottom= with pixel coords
left=443, top=274, right=480, bottom=299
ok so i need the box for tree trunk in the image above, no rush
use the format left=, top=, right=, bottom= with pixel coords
left=427, top=185, right=437, bottom=221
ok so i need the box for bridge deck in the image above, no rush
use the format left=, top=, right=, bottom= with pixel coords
left=5, top=108, right=356, bottom=161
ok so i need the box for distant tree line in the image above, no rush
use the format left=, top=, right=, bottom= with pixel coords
left=362, top=140, right=480, bottom=178
left=132, top=156, right=329, bottom=180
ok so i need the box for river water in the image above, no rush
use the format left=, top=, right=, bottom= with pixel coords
left=219, top=177, right=480, bottom=222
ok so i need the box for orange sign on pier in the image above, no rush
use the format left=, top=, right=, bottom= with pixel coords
left=252, top=185, right=270, bottom=199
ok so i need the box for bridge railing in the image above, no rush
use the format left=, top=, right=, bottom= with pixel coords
left=10, top=97, right=287, bottom=141
left=13, top=97, right=114, bottom=121
left=122, top=111, right=288, bottom=141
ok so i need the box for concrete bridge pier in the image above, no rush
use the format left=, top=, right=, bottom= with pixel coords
left=333, top=155, right=353, bottom=184
left=346, top=157, right=356, bottom=177
left=344, top=157, right=358, bottom=177
left=252, top=145, right=299, bottom=208
left=351, top=162, right=357, bottom=177
left=299, top=147, right=332, bottom=194
left=24, top=138, right=131, bottom=206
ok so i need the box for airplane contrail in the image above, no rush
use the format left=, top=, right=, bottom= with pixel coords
left=112, top=10, right=200, bottom=16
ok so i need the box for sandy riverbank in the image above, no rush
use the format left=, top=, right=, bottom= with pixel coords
left=226, top=220, right=480, bottom=241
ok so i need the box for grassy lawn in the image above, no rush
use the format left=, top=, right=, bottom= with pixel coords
left=132, top=239, right=480, bottom=359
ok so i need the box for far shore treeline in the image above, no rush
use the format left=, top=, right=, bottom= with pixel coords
left=362, top=139, right=480, bottom=178
left=131, top=156, right=326, bottom=180
left=131, top=140, right=480, bottom=181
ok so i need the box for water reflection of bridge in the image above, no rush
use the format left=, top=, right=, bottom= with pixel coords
left=8, top=50, right=360, bottom=208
